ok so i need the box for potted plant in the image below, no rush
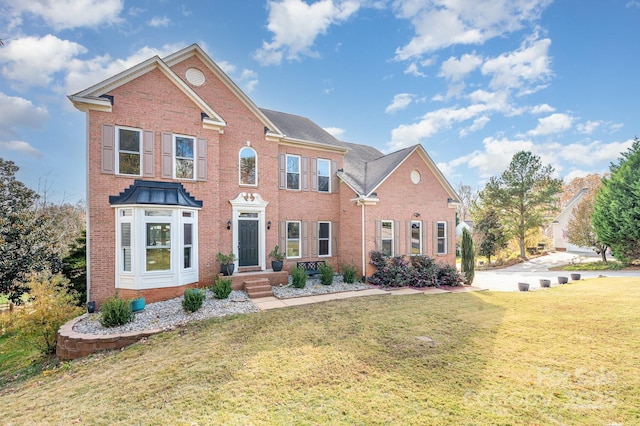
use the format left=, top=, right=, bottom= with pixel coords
left=269, top=245, right=285, bottom=272
left=217, top=252, right=236, bottom=276
left=130, top=296, right=145, bottom=312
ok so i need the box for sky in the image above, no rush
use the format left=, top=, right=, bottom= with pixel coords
left=1, top=0, right=639, bottom=204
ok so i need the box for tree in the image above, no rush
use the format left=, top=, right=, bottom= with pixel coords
left=460, top=227, right=474, bottom=284
left=592, top=138, right=640, bottom=264
left=473, top=207, right=508, bottom=264
left=62, top=230, right=87, bottom=305
left=479, top=151, right=562, bottom=259
left=560, top=173, right=603, bottom=206
left=565, top=184, right=608, bottom=261
left=456, top=183, right=477, bottom=223
left=0, top=158, right=62, bottom=302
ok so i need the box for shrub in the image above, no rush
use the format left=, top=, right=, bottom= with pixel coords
left=10, top=271, right=83, bottom=354
left=318, top=263, right=334, bottom=285
left=100, top=296, right=134, bottom=328
left=210, top=278, right=232, bottom=299
left=341, top=263, right=358, bottom=283
left=292, top=266, right=307, bottom=288
left=183, top=288, right=206, bottom=312
left=368, top=251, right=464, bottom=288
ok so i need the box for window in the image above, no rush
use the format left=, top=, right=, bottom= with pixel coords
left=411, top=221, right=422, bottom=255
left=437, top=221, right=447, bottom=255
left=381, top=220, right=393, bottom=256
left=182, top=211, right=194, bottom=270
left=317, top=159, right=330, bottom=192
left=239, top=147, right=257, bottom=185
left=175, top=135, right=195, bottom=179
left=120, top=209, right=133, bottom=272
left=286, top=155, right=300, bottom=190
left=117, top=127, right=141, bottom=175
left=318, top=222, right=331, bottom=256
left=145, top=210, right=172, bottom=272
left=286, top=221, right=301, bottom=258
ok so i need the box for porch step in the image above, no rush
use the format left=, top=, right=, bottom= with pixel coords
left=238, top=266, right=262, bottom=273
left=244, top=278, right=273, bottom=298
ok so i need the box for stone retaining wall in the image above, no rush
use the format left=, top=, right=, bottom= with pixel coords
left=56, top=314, right=163, bottom=360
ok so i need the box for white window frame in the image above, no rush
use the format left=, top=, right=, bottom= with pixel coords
left=120, top=209, right=133, bottom=272
left=286, top=220, right=301, bottom=258
left=286, top=154, right=300, bottom=190
left=174, top=134, right=196, bottom=180
left=318, top=221, right=331, bottom=257
left=411, top=221, right=422, bottom=256
left=317, top=158, right=330, bottom=193
left=116, top=126, right=142, bottom=176
left=437, top=221, right=447, bottom=255
left=239, top=147, right=258, bottom=186
left=381, top=220, right=393, bottom=256
left=144, top=210, right=173, bottom=273
left=115, top=206, right=199, bottom=290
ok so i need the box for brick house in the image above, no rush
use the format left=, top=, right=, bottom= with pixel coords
left=69, top=44, right=460, bottom=306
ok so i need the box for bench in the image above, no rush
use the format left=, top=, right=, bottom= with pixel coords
left=296, top=260, right=326, bottom=276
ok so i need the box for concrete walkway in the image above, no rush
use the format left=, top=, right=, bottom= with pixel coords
left=252, top=286, right=478, bottom=310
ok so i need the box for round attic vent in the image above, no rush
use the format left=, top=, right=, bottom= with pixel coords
left=185, top=67, right=205, bottom=86
left=410, top=169, right=421, bottom=184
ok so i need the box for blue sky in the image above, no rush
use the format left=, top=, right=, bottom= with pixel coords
left=1, top=0, right=639, bottom=204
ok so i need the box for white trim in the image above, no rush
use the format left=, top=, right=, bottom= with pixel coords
left=173, top=134, right=196, bottom=180
left=437, top=221, right=447, bottom=255
left=411, top=220, right=422, bottom=256
left=381, top=220, right=394, bottom=256
left=115, top=126, right=142, bottom=176
left=318, top=221, right=331, bottom=257
left=229, top=193, right=269, bottom=270
left=286, top=220, right=302, bottom=259
left=286, top=154, right=301, bottom=190
left=317, top=158, right=331, bottom=193
left=238, top=146, right=258, bottom=187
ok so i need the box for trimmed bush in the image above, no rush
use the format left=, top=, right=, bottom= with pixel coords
left=183, top=288, right=206, bottom=312
left=291, top=266, right=307, bottom=288
left=210, top=278, right=232, bottom=300
left=341, top=263, right=358, bottom=283
left=368, top=251, right=464, bottom=288
left=100, top=296, right=134, bottom=328
left=319, top=263, right=334, bottom=285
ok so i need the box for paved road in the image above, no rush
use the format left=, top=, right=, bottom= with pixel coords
left=472, top=251, right=640, bottom=291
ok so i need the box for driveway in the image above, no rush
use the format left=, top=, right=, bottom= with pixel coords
left=472, top=251, right=640, bottom=291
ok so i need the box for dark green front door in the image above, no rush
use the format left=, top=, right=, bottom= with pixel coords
left=238, top=219, right=259, bottom=267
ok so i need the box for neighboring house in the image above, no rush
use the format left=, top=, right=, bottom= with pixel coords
left=69, top=44, right=460, bottom=306
left=550, top=188, right=592, bottom=252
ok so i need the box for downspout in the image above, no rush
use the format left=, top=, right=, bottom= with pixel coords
left=361, top=201, right=366, bottom=281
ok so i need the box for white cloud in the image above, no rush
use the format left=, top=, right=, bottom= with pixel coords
left=481, top=36, right=552, bottom=92
left=0, top=35, right=87, bottom=89
left=7, top=0, right=123, bottom=30
left=324, top=127, right=345, bottom=138
left=385, top=93, right=414, bottom=113
left=149, top=16, right=171, bottom=27
left=439, top=53, right=483, bottom=81
left=439, top=137, right=634, bottom=180
left=394, top=0, right=552, bottom=60
left=404, top=62, right=426, bottom=77
left=253, top=0, right=360, bottom=65
left=65, top=43, right=185, bottom=94
left=527, top=113, right=574, bottom=136
left=459, top=115, right=490, bottom=137
left=530, top=103, right=555, bottom=114
left=576, top=120, right=602, bottom=134
left=0, top=140, right=42, bottom=157
left=0, top=93, right=49, bottom=137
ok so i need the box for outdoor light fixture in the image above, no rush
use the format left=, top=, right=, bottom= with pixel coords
left=226, top=220, right=231, bottom=230
left=267, top=221, right=272, bottom=230
left=414, top=212, right=421, bottom=217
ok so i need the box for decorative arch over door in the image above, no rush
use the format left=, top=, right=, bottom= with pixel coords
left=229, top=193, right=269, bottom=270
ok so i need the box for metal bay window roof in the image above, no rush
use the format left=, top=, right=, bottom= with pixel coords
left=109, top=180, right=203, bottom=208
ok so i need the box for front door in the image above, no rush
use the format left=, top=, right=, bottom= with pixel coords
left=238, top=219, right=259, bottom=267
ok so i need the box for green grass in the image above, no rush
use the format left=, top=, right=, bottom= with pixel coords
left=1, top=278, right=639, bottom=425
left=561, top=260, right=625, bottom=271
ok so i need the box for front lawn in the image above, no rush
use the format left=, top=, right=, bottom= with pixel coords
left=1, top=278, right=639, bottom=425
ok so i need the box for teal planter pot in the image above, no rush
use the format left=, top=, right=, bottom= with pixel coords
left=130, top=297, right=146, bottom=312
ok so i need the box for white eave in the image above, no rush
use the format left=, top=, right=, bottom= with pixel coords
left=68, top=51, right=227, bottom=133
left=351, top=195, right=379, bottom=206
